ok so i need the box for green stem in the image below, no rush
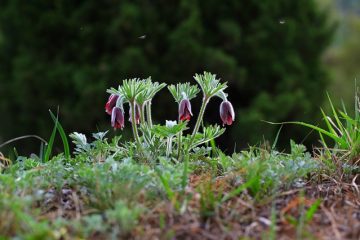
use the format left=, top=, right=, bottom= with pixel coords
left=130, top=101, right=141, bottom=146
left=166, top=136, right=173, bottom=157
left=181, top=153, right=189, bottom=190
left=189, top=96, right=210, bottom=147
left=182, top=96, right=210, bottom=190
left=177, top=131, right=182, bottom=161
left=146, top=101, right=153, bottom=127
left=140, top=104, right=146, bottom=124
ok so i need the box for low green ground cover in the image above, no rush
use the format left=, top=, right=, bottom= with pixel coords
left=0, top=73, right=358, bottom=239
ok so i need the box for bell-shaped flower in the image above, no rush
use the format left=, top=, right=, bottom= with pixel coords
left=105, top=94, right=119, bottom=115
left=129, top=103, right=141, bottom=124
left=111, top=107, right=125, bottom=130
left=220, top=100, right=235, bottom=126
left=179, top=98, right=193, bottom=121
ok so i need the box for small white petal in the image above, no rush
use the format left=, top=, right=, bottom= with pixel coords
left=166, top=120, right=177, bottom=128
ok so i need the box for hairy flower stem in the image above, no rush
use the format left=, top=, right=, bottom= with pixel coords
left=181, top=153, right=189, bottom=189
left=140, top=104, right=146, bottom=124
left=182, top=97, right=209, bottom=190
left=177, top=131, right=182, bottom=161
left=189, top=97, right=210, bottom=146
left=166, top=136, right=173, bottom=157
left=130, top=101, right=141, bottom=147
left=146, top=101, right=153, bottom=127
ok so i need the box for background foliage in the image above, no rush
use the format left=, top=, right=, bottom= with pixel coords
left=0, top=0, right=334, bottom=153
left=320, top=0, right=360, bottom=109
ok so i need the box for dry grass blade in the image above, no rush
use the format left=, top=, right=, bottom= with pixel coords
left=351, top=174, right=359, bottom=195
left=0, top=152, right=11, bottom=167
left=0, top=134, right=47, bottom=148
left=0, top=152, right=11, bottom=170
left=321, top=204, right=342, bottom=240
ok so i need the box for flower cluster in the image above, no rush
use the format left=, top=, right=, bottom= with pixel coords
left=105, top=72, right=235, bottom=154
left=176, top=92, right=234, bottom=126
left=105, top=94, right=141, bottom=130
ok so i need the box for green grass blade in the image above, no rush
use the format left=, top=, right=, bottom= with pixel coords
left=319, top=132, right=328, bottom=149
left=210, top=138, right=219, bottom=157
left=334, top=111, right=353, bottom=145
left=44, top=114, right=58, bottom=162
left=266, top=121, right=345, bottom=146
left=267, top=204, right=277, bottom=240
left=318, top=132, right=333, bottom=164
left=221, top=177, right=257, bottom=202
left=155, top=167, right=174, bottom=199
left=327, top=93, right=346, bottom=134
left=320, top=108, right=338, bottom=137
left=305, top=199, right=321, bottom=222
left=339, top=111, right=356, bottom=125
left=181, top=154, right=189, bottom=190
left=341, top=100, right=348, bottom=115
left=272, top=125, right=283, bottom=150
left=49, top=110, right=70, bottom=159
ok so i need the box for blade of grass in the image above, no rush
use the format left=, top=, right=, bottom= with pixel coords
left=181, top=154, right=189, bottom=190
left=49, top=110, right=70, bottom=159
left=339, top=111, right=356, bottom=125
left=221, top=177, right=257, bottom=202
left=210, top=138, right=219, bottom=157
left=319, top=132, right=330, bottom=151
left=265, top=121, right=346, bottom=146
left=155, top=167, right=174, bottom=200
left=305, top=199, right=321, bottom=222
left=0, top=135, right=47, bottom=149
left=272, top=125, right=283, bottom=150
left=44, top=115, right=58, bottom=162
left=327, top=93, right=346, bottom=134
left=267, top=203, right=277, bottom=240
left=320, top=109, right=338, bottom=137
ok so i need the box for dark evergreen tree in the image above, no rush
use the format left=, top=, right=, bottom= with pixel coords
left=0, top=0, right=334, bottom=153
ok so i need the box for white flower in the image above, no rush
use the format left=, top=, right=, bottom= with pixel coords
left=165, top=120, right=177, bottom=128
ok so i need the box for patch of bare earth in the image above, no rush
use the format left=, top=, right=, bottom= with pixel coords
left=133, top=174, right=360, bottom=240
left=38, top=174, right=359, bottom=239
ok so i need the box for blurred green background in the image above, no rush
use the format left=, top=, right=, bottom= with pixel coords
left=0, top=0, right=358, bottom=155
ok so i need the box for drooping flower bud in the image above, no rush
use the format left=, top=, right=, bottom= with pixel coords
left=105, top=94, right=119, bottom=115
left=219, top=100, right=235, bottom=126
left=129, top=103, right=141, bottom=124
left=179, top=99, right=193, bottom=121
left=111, top=107, right=125, bottom=130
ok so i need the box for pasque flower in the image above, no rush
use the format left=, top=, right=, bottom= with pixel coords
left=105, top=94, right=119, bottom=115
left=179, top=98, right=193, bottom=121
left=129, top=103, right=141, bottom=124
left=111, top=107, right=125, bottom=129
left=220, top=100, right=235, bottom=126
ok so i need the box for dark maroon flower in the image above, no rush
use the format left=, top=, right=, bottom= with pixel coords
left=111, top=107, right=125, bottom=129
left=129, top=103, right=141, bottom=124
left=179, top=98, right=193, bottom=121
left=220, top=101, right=235, bottom=126
left=105, top=94, right=119, bottom=115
